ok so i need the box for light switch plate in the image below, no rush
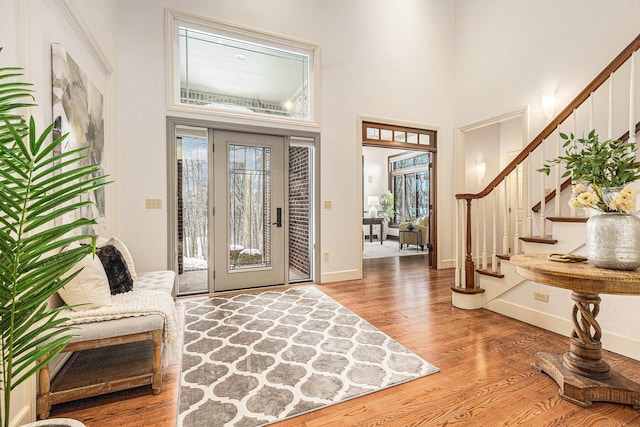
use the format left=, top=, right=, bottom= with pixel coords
left=146, top=198, right=162, bottom=209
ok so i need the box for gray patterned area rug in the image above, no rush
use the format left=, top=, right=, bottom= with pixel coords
left=177, top=286, right=439, bottom=427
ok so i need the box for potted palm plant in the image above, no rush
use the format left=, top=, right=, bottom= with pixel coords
left=0, top=48, right=109, bottom=426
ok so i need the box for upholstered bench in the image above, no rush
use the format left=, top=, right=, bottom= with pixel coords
left=36, top=239, right=177, bottom=420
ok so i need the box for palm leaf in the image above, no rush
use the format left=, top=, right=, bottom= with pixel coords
left=0, top=47, right=109, bottom=426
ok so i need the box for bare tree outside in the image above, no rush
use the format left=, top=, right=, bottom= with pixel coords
left=229, top=145, right=271, bottom=268
left=181, top=137, right=208, bottom=272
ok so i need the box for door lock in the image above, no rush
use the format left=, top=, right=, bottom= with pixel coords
left=273, top=207, right=282, bottom=227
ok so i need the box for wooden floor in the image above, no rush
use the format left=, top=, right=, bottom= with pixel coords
left=51, top=255, right=640, bottom=426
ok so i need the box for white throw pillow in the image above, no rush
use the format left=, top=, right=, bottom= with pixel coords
left=104, top=237, right=138, bottom=282
left=58, top=244, right=112, bottom=311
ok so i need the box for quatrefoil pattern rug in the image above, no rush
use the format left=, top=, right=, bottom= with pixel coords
left=177, top=287, right=439, bottom=427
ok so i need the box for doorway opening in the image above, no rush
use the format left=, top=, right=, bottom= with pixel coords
left=360, top=120, right=437, bottom=266
left=168, top=120, right=318, bottom=296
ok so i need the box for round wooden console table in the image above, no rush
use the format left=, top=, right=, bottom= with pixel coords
left=510, top=253, right=640, bottom=409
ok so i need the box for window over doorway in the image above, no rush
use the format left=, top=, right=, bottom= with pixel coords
left=167, top=11, right=319, bottom=124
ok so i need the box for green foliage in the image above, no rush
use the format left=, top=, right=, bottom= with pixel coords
left=0, top=48, right=110, bottom=427
left=537, top=129, right=640, bottom=188
left=379, top=189, right=395, bottom=222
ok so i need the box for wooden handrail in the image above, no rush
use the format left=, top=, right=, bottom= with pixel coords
left=456, top=33, right=640, bottom=201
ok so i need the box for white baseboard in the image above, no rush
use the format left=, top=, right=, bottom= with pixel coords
left=486, top=299, right=640, bottom=361
left=440, top=258, right=455, bottom=269
left=320, top=269, right=360, bottom=283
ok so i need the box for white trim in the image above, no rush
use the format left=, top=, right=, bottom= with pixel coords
left=56, top=0, right=114, bottom=75
left=486, top=299, right=640, bottom=361
left=165, top=8, right=321, bottom=128
left=451, top=291, right=485, bottom=310
left=458, top=106, right=528, bottom=132
left=320, top=269, right=361, bottom=283
left=357, top=115, right=440, bottom=272
left=440, top=259, right=456, bottom=269
left=359, top=114, right=440, bottom=132
left=8, top=377, right=35, bottom=426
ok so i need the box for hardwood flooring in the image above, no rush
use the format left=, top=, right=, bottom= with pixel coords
left=51, top=255, right=640, bottom=426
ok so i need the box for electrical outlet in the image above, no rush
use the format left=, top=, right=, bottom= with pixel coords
left=534, top=292, right=549, bottom=302
left=145, top=198, right=162, bottom=209
left=324, top=201, right=332, bottom=209
left=323, top=251, right=330, bottom=261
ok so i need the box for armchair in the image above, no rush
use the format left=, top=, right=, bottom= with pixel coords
left=399, top=217, right=429, bottom=251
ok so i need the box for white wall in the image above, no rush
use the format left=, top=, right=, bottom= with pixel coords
left=455, top=0, right=640, bottom=140
left=363, top=146, right=395, bottom=214
left=464, top=124, right=499, bottom=194
left=0, top=1, right=118, bottom=424
left=115, top=0, right=457, bottom=277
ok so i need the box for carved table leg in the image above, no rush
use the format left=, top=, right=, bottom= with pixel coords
left=532, top=292, right=640, bottom=409
left=563, top=292, right=610, bottom=380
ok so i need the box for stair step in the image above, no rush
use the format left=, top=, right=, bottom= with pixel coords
left=450, top=285, right=486, bottom=294
left=496, top=254, right=511, bottom=261
left=546, top=216, right=588, bottom=223
left=476, top=269, right=504, bottom=278
left=520, top=236, right=558, bottom=244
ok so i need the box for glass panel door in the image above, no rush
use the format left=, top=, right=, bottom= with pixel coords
left=176, top=130, right=210, bottom=295
left=214, top=131, right=285, bottom=291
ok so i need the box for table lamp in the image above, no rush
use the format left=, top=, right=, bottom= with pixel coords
left=367, top=196, right=379, bottom=218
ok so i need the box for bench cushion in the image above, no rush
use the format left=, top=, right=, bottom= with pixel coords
left=67, top=313, right=165, bottom=343
left=135, top=270, right=175, bottom=295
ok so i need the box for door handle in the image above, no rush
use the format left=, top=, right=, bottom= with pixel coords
left=273, top=207, right=282, bottom=227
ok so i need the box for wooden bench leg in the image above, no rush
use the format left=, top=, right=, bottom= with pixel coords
left=37, top=356, right=51, bottom=419
left=151, top=329, right=163, bottom=394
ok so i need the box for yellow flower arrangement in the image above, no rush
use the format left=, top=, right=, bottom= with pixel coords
left=569, top=184, right=638, bottom=213
left=539, top=130, right=640, bottom=213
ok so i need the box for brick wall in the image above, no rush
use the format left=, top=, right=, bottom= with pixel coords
left=289, top=147, right=310, bottom=276
left=177, top=159, right=184, bottom=274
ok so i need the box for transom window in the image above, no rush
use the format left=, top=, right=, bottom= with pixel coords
left=167, top=11, right=318, bottom=123
left=363, top=121, right=436, bottom=150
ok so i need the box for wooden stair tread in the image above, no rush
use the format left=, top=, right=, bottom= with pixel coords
left=520, top=236, right=558, bottom=244
left=496, top=254, right=511, bottom=260
left=477, top=269, right=504, bottom=279
left=546, top=216, right=588, bottom=223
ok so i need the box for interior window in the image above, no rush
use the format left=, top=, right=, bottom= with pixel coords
left=168, top=11, right=318, bottom=123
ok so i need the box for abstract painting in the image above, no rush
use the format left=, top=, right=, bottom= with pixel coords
left=51, top=43, right=106, bottom=233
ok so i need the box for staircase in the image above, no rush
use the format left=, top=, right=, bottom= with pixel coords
left=451, top=34, right=640, bottom=360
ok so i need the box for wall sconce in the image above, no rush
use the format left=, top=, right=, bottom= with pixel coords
left=542, top=92, right=556, bottom=120
left=476, top=162, right=486, bottom=183
left=367, top=196, right=379, bottom=218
